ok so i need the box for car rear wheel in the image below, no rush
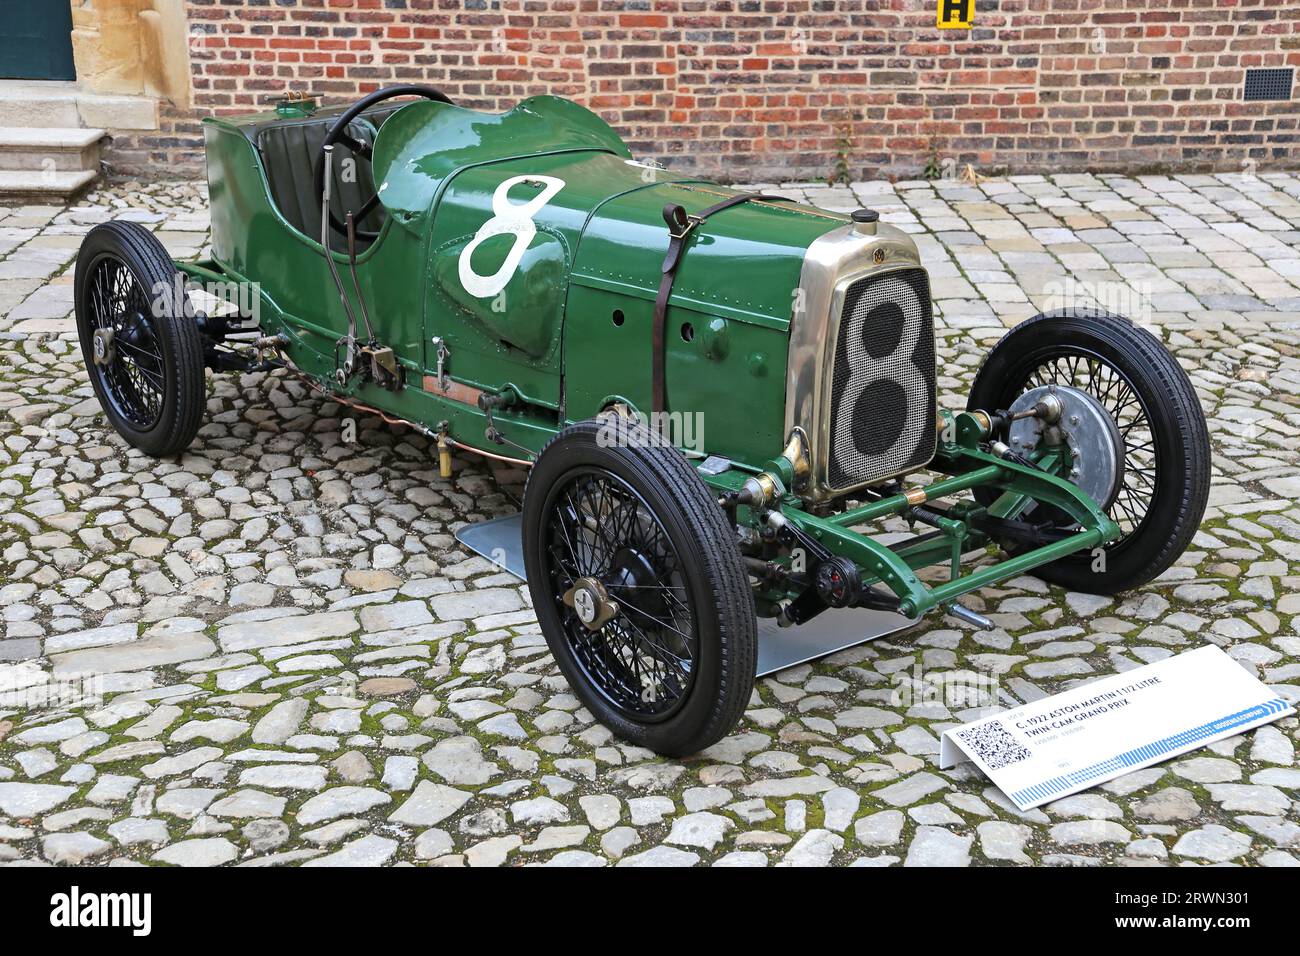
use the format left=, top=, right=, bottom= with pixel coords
left=968, top=307, right=1210, bottom=594
left=522, top=417, right=756, bottom=757
left=75, top=225, right=206, bottom=463
left=74, top=221, right=206, bottom=458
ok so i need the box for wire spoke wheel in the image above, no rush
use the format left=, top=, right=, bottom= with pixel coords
left=968, top=309, right=1209, bottom=594
left=86, top=255, right=166, bottom=429
left=542, top=468, right=698, bottom=721
left=522, top=418, right=756, bottom=757
left=75, top=221, right=206, bottom=458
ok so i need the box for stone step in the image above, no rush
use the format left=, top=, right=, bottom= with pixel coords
left=0, top=80, right=157, bottom=130
left=0, top=168, right=97, bottom=203
left=0, top=84, right=81, bottom=127
left=0, top=127, right=105, bottom=171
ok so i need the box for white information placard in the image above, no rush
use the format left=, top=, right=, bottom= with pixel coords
left=939, top=645, right=1293, bottom=810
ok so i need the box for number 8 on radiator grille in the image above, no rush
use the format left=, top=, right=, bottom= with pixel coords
left=829, top=268, right=937, bottom=490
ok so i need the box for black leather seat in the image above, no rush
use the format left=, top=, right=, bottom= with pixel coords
left=256, top=112, right=390, bottom=251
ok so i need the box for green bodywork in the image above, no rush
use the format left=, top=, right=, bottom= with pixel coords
left=182, top=94, right=1120, bottom=622
left=193, top=95, right=833, bottom=463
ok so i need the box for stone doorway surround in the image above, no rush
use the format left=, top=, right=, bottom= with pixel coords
left=68, top=0, right=192, bottom=111
left=0, top=1, right=194, bottom=199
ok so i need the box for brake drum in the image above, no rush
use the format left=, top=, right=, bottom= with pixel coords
left=1007, top=384, right=1125, bottom=510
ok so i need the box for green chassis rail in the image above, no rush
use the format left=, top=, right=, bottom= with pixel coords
left=180, top=262, right=1118, bottom=621
left=698, top=410, right=1122, bottom=621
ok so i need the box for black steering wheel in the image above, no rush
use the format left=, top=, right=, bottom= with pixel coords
left=314, top=85, right=453, bottom=242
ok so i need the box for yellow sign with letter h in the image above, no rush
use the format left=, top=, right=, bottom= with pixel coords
left=937, top=0, right=974, bottom=28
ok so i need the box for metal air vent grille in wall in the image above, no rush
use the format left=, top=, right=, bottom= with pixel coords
left=1243, top=68, right=1293, bottom=102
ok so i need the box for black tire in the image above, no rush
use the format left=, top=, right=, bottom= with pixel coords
left=522, top=417, right=756, bottom=757
left=967, top=308, right=1210, bottom=594
left=74, top=221, right=205, bottom=458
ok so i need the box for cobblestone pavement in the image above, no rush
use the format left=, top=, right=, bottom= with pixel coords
left=1, top=172, right=1299, bottom=868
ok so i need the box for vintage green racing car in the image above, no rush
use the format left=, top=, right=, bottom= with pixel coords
left=74, top=86, right=1210, bottom=755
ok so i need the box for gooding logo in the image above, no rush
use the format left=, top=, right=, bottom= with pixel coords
left=50, top=886, right=152, bottom=937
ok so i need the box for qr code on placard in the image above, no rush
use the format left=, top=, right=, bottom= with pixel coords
left=956, top=719, right=1032, bottom=770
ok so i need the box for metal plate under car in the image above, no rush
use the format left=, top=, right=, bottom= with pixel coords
left=455, top=514, right=916, bottom=678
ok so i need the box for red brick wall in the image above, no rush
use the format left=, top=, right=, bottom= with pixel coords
left=105, top=0, right=1300, bottom=182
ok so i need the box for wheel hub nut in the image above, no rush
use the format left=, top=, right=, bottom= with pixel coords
left=564, top=577, right=619, bottom=632
left=91, top=328, right=115, bottom=366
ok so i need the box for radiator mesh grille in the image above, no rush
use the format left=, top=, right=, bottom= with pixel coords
left=828, top=269, right=936, bottom=490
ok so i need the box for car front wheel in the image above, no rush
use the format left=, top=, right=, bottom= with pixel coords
left=968, top=307, right=1210, bottom=594
left=522, top=416, right=756, bottom=757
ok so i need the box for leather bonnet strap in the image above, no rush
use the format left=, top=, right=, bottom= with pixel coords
left=652, top=192, right=773, bottom=428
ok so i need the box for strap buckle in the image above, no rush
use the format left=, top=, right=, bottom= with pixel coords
left=671, top=215, right=702, bottom=240
left=663, top=203, right=701, bottom=241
